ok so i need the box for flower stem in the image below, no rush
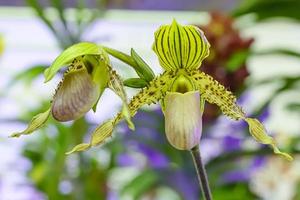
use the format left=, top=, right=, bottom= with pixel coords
left=190, top=145, right=213, bottom=200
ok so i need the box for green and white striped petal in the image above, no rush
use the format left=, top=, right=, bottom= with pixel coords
left=153, top=20, right=210, bottom=71
left=10, top=108, right=51, bottom=137
left=164, top=91, right=202, bottom=150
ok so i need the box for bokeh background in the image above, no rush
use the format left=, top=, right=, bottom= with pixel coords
left=1, top=0, right=300, bottom=199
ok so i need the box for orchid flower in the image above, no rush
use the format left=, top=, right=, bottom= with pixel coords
left=65, top=20, right=292, bottom=161
left=11, top=20, right=292, bottom=161
left=11, top=42, right=134, bottom=137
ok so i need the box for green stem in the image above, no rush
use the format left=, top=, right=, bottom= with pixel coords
left=190, top=145, right=213, bottom=200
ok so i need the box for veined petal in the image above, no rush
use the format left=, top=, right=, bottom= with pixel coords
left=152, top=20, right=210, bottom=71
left=66, top=120, right=114, bottom=154
left=67, top=71, right=173, bottom=154
left=191, top=70, right=292, bottom=160
left=52, top=64, right=100, bottom=122
left=246, top=118, right=293, bottom=161
left=10, top=108, right=51, bottom=137
left=164, top=91, right=202, bottom=150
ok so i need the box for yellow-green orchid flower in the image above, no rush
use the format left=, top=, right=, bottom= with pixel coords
left=67, top=20, right=292, bottom=161
left=10, top=42, right=134, bottom=138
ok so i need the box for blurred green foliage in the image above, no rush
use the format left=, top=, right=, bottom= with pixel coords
left=27, top=0, right=106, bottom=49
left=233, top=0, right=300, bottom=21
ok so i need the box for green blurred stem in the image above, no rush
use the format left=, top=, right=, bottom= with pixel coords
left=190, top=145, right=213, bottom=200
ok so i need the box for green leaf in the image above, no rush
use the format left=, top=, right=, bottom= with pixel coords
left=121, top=170, right=158, bottom=200
left=8, top=65, right=46, bottom=87
left=124, top=78, right=148, bottom=88
left=10, top=108, right=51, bottom=138
left=103, top=46, right=155, bottom=82
left=232, top=0, right=300, bottom=21
left=286, top=103, right=300, bottom=111
left=130, top=48, right=155, bottom=82
left=225, top=50, right=249, bottom=72
left=44, top=42, right=104, bottom=82
left=253, top=48, right=300, bottom=59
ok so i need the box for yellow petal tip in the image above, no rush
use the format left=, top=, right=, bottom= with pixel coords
left=272, top=145, right=293, bottom=161
left=128, top=121, right=135, bottom=131
left=66, top=143, right=91, bottom=155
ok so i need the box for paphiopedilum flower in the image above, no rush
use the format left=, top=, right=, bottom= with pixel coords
left=67, top=20, right=292, bottom=161
left=11, top=42, right=134, bottom=138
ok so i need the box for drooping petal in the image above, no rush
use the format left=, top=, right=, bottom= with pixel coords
left=52, top=64, right=100, bottom=122
left=191, top=70, right=292, bottom=160
left=108, top=68, right=134, bottom=130
left=66, top=71, right=173, bottom=154
left=10, top=108, right=51, bottom=137
left=246, top=118, right=293, bottom=161
left=66, top=120, right=114, bottom=154
left=153, top=20, right=210, bottom=71
left=191, top=70, right=245, bottom=120
left=164, top=91, right=202, bottom=150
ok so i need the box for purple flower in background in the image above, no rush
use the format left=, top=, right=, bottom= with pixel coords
left=166, top=171, right=199, bottom=200
left=117, top=144, right=169, bottom=169
left=222, top=170, right=250, bottom=183
left=117, top=153, right=139, bottom=167
left=222, top=157, right=267, bottom=183
left=136, top=143, right=169, bottom=168
left=222, top=135, right=242, bottom=151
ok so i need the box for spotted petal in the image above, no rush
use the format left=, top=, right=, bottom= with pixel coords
left=192, top=70, right=292, bottom=160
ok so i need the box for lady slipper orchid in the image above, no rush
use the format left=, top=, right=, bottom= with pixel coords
left=66, top=20, right=292, bottom=161
left=11, top=42, right=134, bottom=138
